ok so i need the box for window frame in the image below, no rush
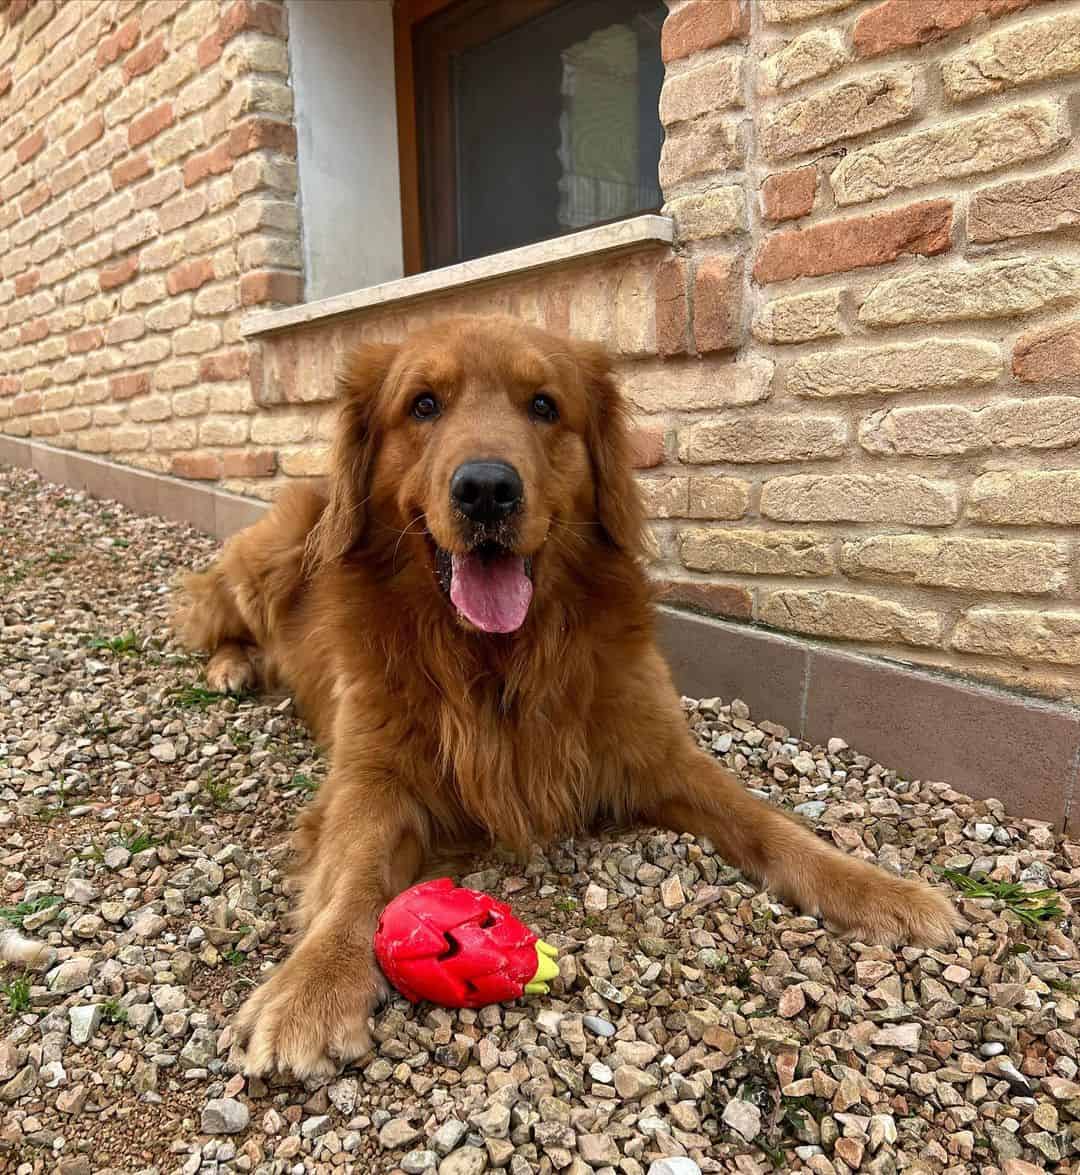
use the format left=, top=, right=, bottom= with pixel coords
left=393, top=0, right=659, bottom=276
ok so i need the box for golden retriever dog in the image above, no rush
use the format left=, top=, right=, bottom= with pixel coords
left=174, top=315, right=959, bottom=1079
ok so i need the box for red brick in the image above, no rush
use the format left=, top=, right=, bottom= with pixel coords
left=693, top=254, right=743, bottom=354
left=14, top=270, right=40, bottom=297
left=166, top=257, right=214, bottom=295
left=655, top=579, right=753, bottom=621
left=123, top=34, right=166, bottom=83
left=661, top=0, right=748, bottom=64
left=172, top=452, right=223, bottom=479
left=66, top=114, right=104, bottom=157
left=110, top=372, right=150, bottom=401
left=655, top=257, right=689, bottom=357
left=753, top=199, right=953, bottom=285
left=0, top=376, right=20, bottom=396
left=628, top=425, right=665, bottom=470
left=761, top=167, right=816, bottom=224
left=1013, top=321, right=1080, bottom=383
left=20, top=185, right=49, bottom=216
left=112, top=154, right=151, bottom=190
left=19, top=319, right=48, bottom=344
left=99, top=256, right=139, bottom=291
left=198, top=0, right=286, bottom=68
left=69, top=327, right=103, bottom=354
left=16, top=128, right=45, bottom=165
left=200, top=348, right=250, bottom=381
left=183, top=141, right=232, bottom=187
left=239, top=269, right=302, bottom=306
left=228, top=117, right=297, bottom=159
left=129, top=102, right=174, bottom=148
left=96, top=15, right=140, bottom=69
left=0, top=68, right=11, bottom=98
left=13, top=392, right=42, bottom=416
left=221, top=449, right=277, bottom=477
left=853, top=0, right=1034, bottom=59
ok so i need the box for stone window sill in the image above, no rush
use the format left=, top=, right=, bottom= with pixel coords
left=241, top=214, right=674, bottom=338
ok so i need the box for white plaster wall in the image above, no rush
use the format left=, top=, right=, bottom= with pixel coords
left=286, top=0, right=404, bottom=300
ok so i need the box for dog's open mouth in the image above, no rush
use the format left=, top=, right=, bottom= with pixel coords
left=434, top=541, right=534, bottom=634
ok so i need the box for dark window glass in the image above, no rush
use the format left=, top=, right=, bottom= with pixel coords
left=414, top=0, right=666, bottom=270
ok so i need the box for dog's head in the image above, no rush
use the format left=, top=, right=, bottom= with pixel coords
left=310, top=316, right=643, bottom=634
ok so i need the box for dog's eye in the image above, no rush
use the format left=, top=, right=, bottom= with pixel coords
left=411, top=393, right=440, bottom=420
left=530, top=393, right=558, bottom=423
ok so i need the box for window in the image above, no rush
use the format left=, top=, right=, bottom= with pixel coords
left=395, top=0, right=667, bottom=274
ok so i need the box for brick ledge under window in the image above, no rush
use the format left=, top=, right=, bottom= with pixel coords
left=240, top=215, right=675, bottom=338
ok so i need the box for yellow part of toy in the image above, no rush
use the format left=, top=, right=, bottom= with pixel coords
left=524, top=939, right=559, bottom=995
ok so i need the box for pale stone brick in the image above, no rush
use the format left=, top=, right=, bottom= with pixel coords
left=173, top=322, right=221, bottom=355
left=194, top=282, right=240, bottom=316
left=762, top=589, right=942, bottom=647
left=93, top=405, right=125, bottom=427
left=251, top=411, right=313, bottom=445
left=208, top=383, right=255, bottom=413
left=681, top=528, right=834, bottom=576
left=831, top=101, right=1068, bottom=207
left=128, top=395, right=172, bottom=423
left=612, top=261, right=656, bottom=358
left=173, top=0, right=217, bottom=48
left=146, top=298, right=193, bottom=331
left=688, top=475, right=751, bottom=519
left=177, top=65, right=226, bottom=118
left=982, top=396, right=1080, bottom=451
left=151, top=420, right=198, bottom=449
left=638, top=475, right=690, bottom=519
left=235, top=196, right=300, bottom=236
left=114, top=211, right=158, bottom=253
left=760, top=71, right=914, bottom=161
left=120, top=276, right=168, bottom=312
left=153, top=117, right=207, bottom=168
left=659, top=118, right=743, bottom=191
left=840, top=535, right=1066, bottom=595
left=752, top=290, right=842, bottom=345
left=967, top=471, right=1080, bottom=526
left=184, top=215, right=235, bottom=256
left=238, top=235, right=302, bottom=271
left=664, top=186, right=746, bottom=241
left=104, top=314, right=145, bottom=344
left=76, top=429, right=112, bottom=453
left=59, top=408, right=92, bottom=431
left=953, top=608, right=1080, bottom=666
left=859, top=405, right=986, bottom=456
left=231, top=152, right=297, bottom=199
left=74, top=381, right=109, bottom=406
left=172, top=388, right=209, bottom=416
left=227, top=77, right=294, bottom=121
left=146, top=45, right=198, bottom=102
left=660, top=56, right=742, bottom=128
left=199, top=416, right=249, bottom=445
left=758, top=29, right=847, bottom=94
left=121, top=338, right=170, bottom=367
left=222, top=35, right=289, bottom=80
left=110, top=426, right=150, bottom=451
left=154, top=360, right=199, bottom=391
left=787, top=339, right=1001, bottom=399
left=969, top=167, right=1080, bottom=244
left=943, top=12, right=1080, bottom=102
left=762, top=0, right=859, bottom=20
left=621, top=357, right=772, bottom=413
left=278, top=447, right=331, bottom=477
left=859, top=258, right=1080, bottom=327
left=679, top=414, right=846, bottom=464
left=762, top=474, right=959, bottom=525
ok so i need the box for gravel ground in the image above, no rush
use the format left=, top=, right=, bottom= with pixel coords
left=0, top=463, right=1078, bottom=1175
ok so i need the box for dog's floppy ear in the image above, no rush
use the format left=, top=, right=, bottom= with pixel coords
left=576, top=340, right=645, bottom=558
left=306, top=342, right=398, bottom=573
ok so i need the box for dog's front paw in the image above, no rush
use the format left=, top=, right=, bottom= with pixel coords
left=233, top=950, right=379, bottom=1080
left=825, top=866, right=963, bottom=949
left=206, top=645, right=256, bottom=694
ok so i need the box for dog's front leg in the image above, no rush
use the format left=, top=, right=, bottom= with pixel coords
left=234, top=760, right=424, bottom=1080
left=642, top=744, right=961, bottom=949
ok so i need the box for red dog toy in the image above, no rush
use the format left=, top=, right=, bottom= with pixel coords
left=373, top=878, right=559, bottom=1008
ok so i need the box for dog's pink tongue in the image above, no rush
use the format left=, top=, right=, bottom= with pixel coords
left=450, top=551, right=532, bottom=633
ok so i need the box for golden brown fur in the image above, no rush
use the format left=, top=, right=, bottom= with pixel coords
left=174, top=315, right=960, bottom=1079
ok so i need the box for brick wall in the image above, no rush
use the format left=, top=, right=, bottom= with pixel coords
left=0, top=0, right=301, bottom=483
left=2, top=0, right=1080, bottom=704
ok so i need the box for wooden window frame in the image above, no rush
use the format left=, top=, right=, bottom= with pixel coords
left=394, top=0, right=571, bottom=276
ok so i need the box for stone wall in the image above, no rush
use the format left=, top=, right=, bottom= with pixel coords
left=2, top=0, right=1080, bottom=703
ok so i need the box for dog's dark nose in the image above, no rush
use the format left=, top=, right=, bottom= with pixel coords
left=451, top=461, right=523, bottom=523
